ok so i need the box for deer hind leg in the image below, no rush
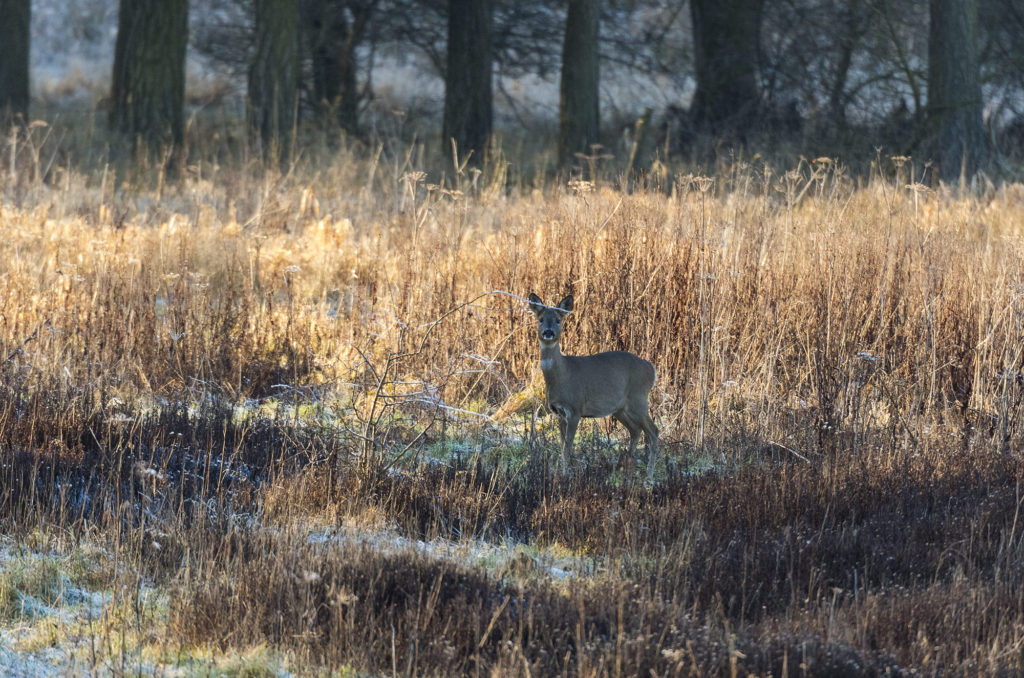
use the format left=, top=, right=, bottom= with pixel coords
left=638, top=411, right=660, bottom=480
left=613, top=411, right=642, bottom=469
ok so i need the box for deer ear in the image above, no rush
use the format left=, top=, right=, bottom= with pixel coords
left=528, top=293, right=545, bottom=315
left=558, top=295, right=574, bottom=314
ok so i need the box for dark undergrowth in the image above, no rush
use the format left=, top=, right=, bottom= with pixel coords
left=3, top=379, right=1024, bottom=674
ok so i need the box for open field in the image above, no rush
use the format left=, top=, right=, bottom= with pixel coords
left=3, top=133, right=1024, bottom=675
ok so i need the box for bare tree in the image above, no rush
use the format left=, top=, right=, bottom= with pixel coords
left=0, top=0, right=30, bottom=120
left=442, top=0, right=493, bottom=162
left=249, top=0, right=301, bottom=155
left=304, top=0, right=376, bottom=133
left=927, top=0, right=985, bottom=181
left=558, top=0, right=600, bottom=168
left=690, top=0, right=763, bottom=137
left=110, top=0, right=189, bottom=152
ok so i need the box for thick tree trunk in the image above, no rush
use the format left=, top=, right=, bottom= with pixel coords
left=689, top=0, right=763, bottom=137
left=442, top=0, right=492, bottom=162
left=110, top=0, right=189, bottom=150
left=927, top=0, right=986, bottom=182
left=249, top=0, right=301, bottom=156
left=0, top=0, right=30, bottom=120
left=558, top=0, right=600, bottom=168
left=304, top=0, right=360, bottom=133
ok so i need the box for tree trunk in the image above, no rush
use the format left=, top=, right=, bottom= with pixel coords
left=927, top=0, right=986, bottom=183
left=110, top=0, right=189, bottom=151
left=827, top=3, right=866, bottom=127
left=0, top=0, right=30, bottom=120
left=558, top=0, right=600, bottom=168
left=249, top=0, right=301, bottom=156
left=689, top=0, right=763, bottom=138
left=304, top=0, right=361, bottom=133
left=442, top=0, right=492, bottom=163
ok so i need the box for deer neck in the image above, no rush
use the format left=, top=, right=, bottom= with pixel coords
left=538, top=340, right=566, bottom=375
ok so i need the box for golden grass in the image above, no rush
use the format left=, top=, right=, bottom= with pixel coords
left=4, top=134, right=1024, bottom=674
left=2, top=155, right=1023, bottom=460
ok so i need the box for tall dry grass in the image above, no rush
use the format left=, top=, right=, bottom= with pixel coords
left=3, top=125, right=1024, bottom=674
left=3, top=151, right=1023, bottom=457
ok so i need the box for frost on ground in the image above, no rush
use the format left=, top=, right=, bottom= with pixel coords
left=0, top=535, right=306, bottom=677
left=0, top=540, right=116, bottom=677
left=307, top=524, right=590, bottom=582
left=0, top=512, right=588, bottom=676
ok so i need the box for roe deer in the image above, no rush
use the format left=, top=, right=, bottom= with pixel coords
left=528, top=293, right=659, bottom=478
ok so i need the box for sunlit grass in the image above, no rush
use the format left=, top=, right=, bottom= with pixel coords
left=3, top=127, right=1024, bottom=673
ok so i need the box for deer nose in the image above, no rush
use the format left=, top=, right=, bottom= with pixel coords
left=542, top=329, right=555, bottom=340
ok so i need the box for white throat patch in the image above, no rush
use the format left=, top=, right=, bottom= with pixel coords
left=540, top=357, right=554, bottom=371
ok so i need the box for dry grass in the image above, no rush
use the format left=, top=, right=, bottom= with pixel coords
left=3, top=124, right=1024, bottom=674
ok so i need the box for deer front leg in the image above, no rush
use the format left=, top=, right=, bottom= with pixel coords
left=555, top=411, right=566, bottom=443
left=561, top=411, right=580, bottom=471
